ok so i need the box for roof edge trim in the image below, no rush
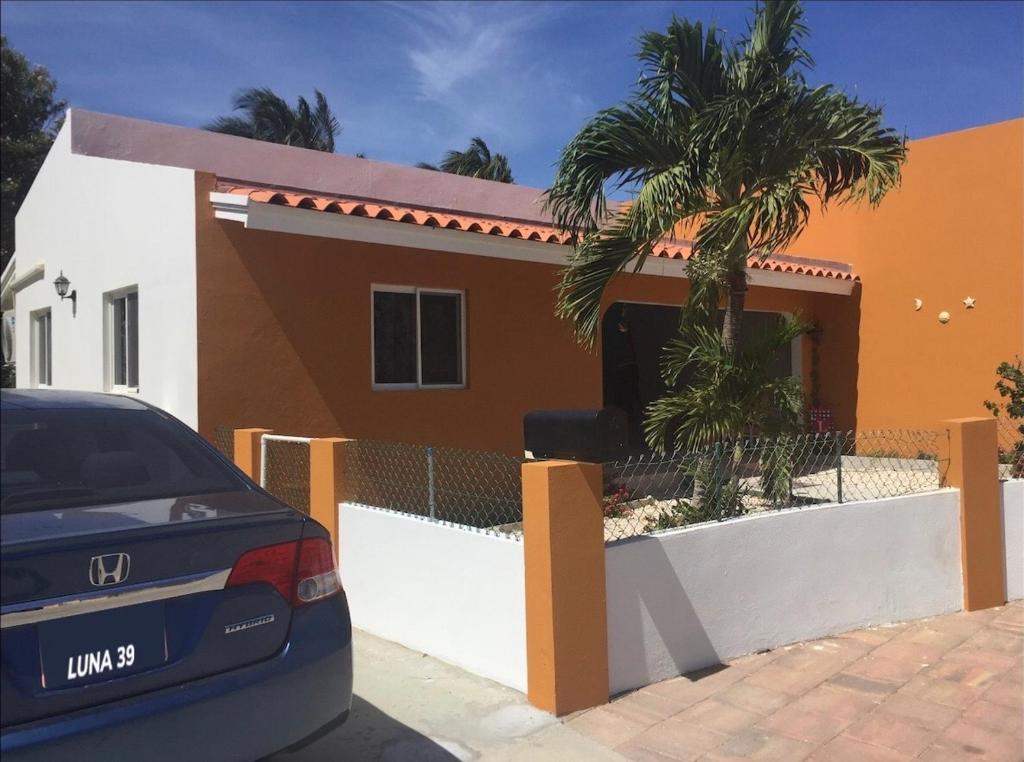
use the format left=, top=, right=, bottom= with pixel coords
left=210, top=192, right=855, bottom=296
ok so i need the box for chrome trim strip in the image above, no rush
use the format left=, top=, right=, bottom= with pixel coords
left=0, top=569, right=231, bottom=630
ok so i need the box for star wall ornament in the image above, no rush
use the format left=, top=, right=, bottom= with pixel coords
left=963, top=296, right=976, bottom=309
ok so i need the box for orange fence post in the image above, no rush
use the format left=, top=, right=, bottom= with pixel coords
left=522, top=460, right=609, bottom=716
left=234, top=428, right=273, bottom=482
left=309, top=438, right=352, bottom=553
left=938, top=417, right=1006, bottom=611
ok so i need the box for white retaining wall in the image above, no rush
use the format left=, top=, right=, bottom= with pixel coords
left=605, top=490, right=963, bottom=695
left=1003, top=479, right=1024, bottom=601
left=338, top=504, right=527, bottom=692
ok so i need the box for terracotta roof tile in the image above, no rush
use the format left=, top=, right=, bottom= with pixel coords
left=217, top=184, right=858, bottom=283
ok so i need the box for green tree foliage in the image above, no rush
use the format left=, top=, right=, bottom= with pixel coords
left=205, top=88, right=339, bottom=152
left=1, top=36, right=66, bottom=272
left=418, top=137, right=513, bottom=183
left=546, top=0, right=906, bottom=457
left=985, top=357, right=1024, bottom=477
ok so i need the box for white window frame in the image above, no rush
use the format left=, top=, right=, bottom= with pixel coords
left=371, top=285, right=466, bottom=391
left=104, top=286, right=140, bottom=393
left=30, top=308, right=52, bottom=388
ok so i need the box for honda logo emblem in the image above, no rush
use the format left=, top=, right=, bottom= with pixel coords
left=89, top=553, right=130, bottom=586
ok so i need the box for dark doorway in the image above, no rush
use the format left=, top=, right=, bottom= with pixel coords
left=602, top=302, right=795, bottom=453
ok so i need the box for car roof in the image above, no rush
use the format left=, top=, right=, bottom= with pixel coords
left=1, top=389, right=151, bottom=411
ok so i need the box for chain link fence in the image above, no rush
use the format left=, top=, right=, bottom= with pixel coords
left=261, top=436, right=311, bottom=515
left=211, top=425, right=234, bottom=460
left=995, top=416, right=1024, bottom=480
left=602, top=429, right=944, bottom=543
left=342, top=440, right=526, bottom=538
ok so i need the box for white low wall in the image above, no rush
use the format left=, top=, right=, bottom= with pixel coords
left=338, top=504, right=527, bottom=692
left=605, top=490, right=963, bottom=695
left=1003, top=480, right=1024, bottom=601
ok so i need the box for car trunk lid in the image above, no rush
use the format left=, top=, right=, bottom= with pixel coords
left=0, top=491, right=305, bottom=727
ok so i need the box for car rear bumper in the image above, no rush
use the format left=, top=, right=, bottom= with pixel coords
left=1, top=595, right=353, bottom=762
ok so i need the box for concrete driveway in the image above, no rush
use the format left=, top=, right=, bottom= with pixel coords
left=275, top=629, right=623, bottom=761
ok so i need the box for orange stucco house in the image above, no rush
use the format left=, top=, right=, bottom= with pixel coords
left=5, top=111, right=1021, bottom=455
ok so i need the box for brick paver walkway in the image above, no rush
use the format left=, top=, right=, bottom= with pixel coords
left=569, top=602, right=1023, bottom=761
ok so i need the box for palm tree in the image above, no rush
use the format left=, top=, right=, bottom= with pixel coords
left=205, top=88, right=339, bottom=153
left=418, top=137, right=513, bottom=183
left=546, top=0, right=905, bottom=459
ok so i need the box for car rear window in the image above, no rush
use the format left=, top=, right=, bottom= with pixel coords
left=1, top=408, right=247, bottom=514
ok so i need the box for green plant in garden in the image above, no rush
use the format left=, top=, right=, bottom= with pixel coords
left=985, top=358, right=1024, bottom=477
left=545, top=0, right=905, bottom=509
left=643, top=489, right=743, bottom=531
left=760, top=434, right=796, bottom=506
left=602, top=480, right=634, bottom=519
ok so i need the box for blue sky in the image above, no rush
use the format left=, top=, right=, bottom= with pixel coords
left=3, top=0, right=1022, bottom=189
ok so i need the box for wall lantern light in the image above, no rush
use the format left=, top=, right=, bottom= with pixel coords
left=53, top=270, right=76, bottom=307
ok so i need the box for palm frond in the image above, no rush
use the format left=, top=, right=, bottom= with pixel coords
left=555, top=219, right=655, bottom=346
left=433, top=137, right=513, bottom=183
left=636, top=17, right=728, bottom=113
left=546, top=0, right=905, bottom=452
left=310, top=89, right=340, bottom=152
left=205, top=87, right=340, bottom=153
left=648, top=313, right=810, bottom=452
left=204, top=116, right=256, bottom=138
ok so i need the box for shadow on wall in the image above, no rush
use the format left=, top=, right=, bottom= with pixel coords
left=268, top=694, right=461, bottom=761
left=815, top=286, right=861, bottom=432
left=607, top=533, right=722, bottom=696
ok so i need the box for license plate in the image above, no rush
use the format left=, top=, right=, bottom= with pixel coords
left=38, top=603, right=166, bottom=689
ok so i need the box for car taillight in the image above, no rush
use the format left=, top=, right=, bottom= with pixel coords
left=295, top=537, right=342, bottom=605
left=226, top=541, right=298, bottom=603
left=226, top=538, right=341, bottom=607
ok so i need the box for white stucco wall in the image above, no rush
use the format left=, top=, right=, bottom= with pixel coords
left=605, top=490, right=963, bottom=695
left=338, top=504, right=527, bottom=692
left=1003, top=479, right=1024, bottom=601
left=12, top=113, right=198, bottom=426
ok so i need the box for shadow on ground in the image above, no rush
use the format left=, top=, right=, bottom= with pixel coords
left=271, top=694, right=461, bottom=761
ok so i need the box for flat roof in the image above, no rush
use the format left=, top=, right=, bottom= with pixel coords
left=69, top=109, right=554, bottom=226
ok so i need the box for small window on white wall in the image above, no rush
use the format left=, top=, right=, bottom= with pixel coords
left=31, top=309, right=52, bottom=387
left=372, top=286, right=464, bottom=389
left=107, top=289, right=139, bottom=390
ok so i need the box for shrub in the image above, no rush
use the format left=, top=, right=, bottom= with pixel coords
left=760, top=435, right=796, bottom=507
left=644, top=500, right=711, bottom=531
left=985, top=358, right=1024, bottom=479
left=602, top=481, right=633, bottom=519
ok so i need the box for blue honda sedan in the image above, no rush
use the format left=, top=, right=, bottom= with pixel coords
left=0, top=390, right=353, bottom=761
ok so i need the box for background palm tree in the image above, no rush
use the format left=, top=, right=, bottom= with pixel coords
left=546, top=0, right=905, bottom=459
left=418, top=137, right=513, bottom=183
left=206, top=87, right=339, bottom=153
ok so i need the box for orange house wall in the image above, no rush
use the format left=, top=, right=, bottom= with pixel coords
left=194, top=174, right=843, bottom=453
left=194, top=119, right=1021, bottom=452
left=789, top=118, right=1024, bottom=431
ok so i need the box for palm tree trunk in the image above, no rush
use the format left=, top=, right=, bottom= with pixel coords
left=722, top=267, right=748, bottom=355
left=693, top=264, right=748, bottom=517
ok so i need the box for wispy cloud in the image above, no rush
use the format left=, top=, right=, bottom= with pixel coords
left=377, top=0, right=594, bottom=158
left=390, top=1, right=557, bottom=100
